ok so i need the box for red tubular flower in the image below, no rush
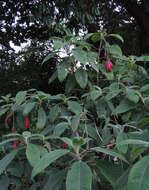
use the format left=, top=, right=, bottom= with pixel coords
left=61, top=143, right=67, bottom=149
left=125, top=80, right=128, bottom=86
left=24, top=116, right=30, bottom=129
left=105, top=59, right=113, bottom=72
left=13, top=140, right=18, bottom=150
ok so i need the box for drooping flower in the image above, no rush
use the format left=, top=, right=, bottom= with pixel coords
left=24, top=116, right=30, bottom=129
left=125, top=80, right=128, bottom=86
left=13, top=140, right=18, bottom=150
left=61, top=143, right=67, bottom=149
left=105, top=59, right=113, bottom=72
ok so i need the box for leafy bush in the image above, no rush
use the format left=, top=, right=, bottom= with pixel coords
left=1, top=31, right=149, bottom=190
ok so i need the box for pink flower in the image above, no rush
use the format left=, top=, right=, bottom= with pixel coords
left=105, top=59, right=113, bottom=72
left=61, top=143, right=67, bottom=149
left=13, top=140, right=18, bottom=150
left=125, top=80, right=128, bottom=86
left=24, top=116, right=30, bottom=129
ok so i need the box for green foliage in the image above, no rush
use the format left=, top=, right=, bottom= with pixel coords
left=0, top=31, right=149, bottom=190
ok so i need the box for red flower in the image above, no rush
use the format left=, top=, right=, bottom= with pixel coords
left=125, top=80, right=128, bottom=86
left=13, top=140, right=18, bottom=150
left=24, top=116, right=30, bottom=129
left=105, top=59, right=113, bottom=72
left=61, top=143, right=67, bottom=149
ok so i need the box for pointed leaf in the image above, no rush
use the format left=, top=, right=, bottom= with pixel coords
left=75, top=69, right=88, bottom=89
left=66, top=161, right=92, bottom=190
left=54, top=122, right=68, bottom=137
left=96, top=160, right=124, bottom=186
left=37, top=107, right=47, bottom=129
left=32, top=149, right=69, bottom=179
left=92, top=147, right=128, bottom=163
left=26, top=143, right=41, bottom=167
left=67, top=101, right=82, bottom=115
left=23, top=102, right=36, bottom=116
left=0, top=151, right=17, bottom=175
left=128, top=156, right=149, bottom=190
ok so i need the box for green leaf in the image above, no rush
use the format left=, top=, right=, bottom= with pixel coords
left=117, top=139, right=149, bottom=148
left=32, top=149, right=69, bottom=179
left=87, top=52, right=98, bottom=63
left=96, top=160, right=124, bottom=186
left=0, top=176, right=9, bottom=190
left=49, top=105, right=60, bottom=123
left=96, top=98, right=107, bottom=119
left=114, top=168, right=130, bottom=190
left=140, top=84, right=149, bottom=93
left=42, top=52, right=56, bottom=64
left=91, top=32, right=101, bottom=43
left=71, top=115, right=80, bottom=132
left=108, top=34, right=124, bottom=43
left=116, top=133, right=128, bottom=154
left=53, top=40, right=65, bottom=49
left=127, top=89, right=140, bottom=103
left=15, top=91, right=26, bottom=105
left=48, top=71, right=58, bottom=85
left=86, top=124, right=99, bottom=141
left=128, top=156, right=149, bottom=190
left=37, top=107, right=47, bottom=129
left=0, top=150, right=17, bottom=175
left=92, top=147, right=128, bottom=163
left=66, top=161, right=92, bottom=190
left=58, top=61, right=69, bottom=82
left=23, top=102, right=36, bottom=116
left=65, top=75, right=77, bottom=94
left=90, top=89, right=102, bottom=101
left=75, top=69, right=88, bottom=89
left=136, top=56, right=149, bottom=62
left=105, top=83, right=121, bottom=101
left=43, top=169, right=66, bottom=190
left=54, top=122, right=68, bottom=137
left=26, top=143, right=41, bottom=167
left=114, top=99, right=136, bottom=114
left=0, top=108, right=8, bottom=117
left=109, top=45, right=122, bottom=56
left=137, top=117, right=149, bottom=129
left=67, top=101, right=82, bottom=115
left=72, top=48, right=88, bottom=63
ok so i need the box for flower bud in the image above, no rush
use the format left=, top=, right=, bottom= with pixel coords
left=61, top=143, right=67, bottom=149
left=24, top=116, right=30, bottom=129
left=13, top=140, right=18, bottom=150
left=105, top=59, right=113, bottom=72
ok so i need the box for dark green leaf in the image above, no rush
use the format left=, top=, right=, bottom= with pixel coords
left=23, top=102, right=36, bottom=116
left=54, top=122, right=68, bottom=137
left=32, top=149, right=69, bottom=179
left=96, top=160, right=124, bottom=186
left=92, top=147, right=128, bottom=163
left=37, top=107, right=47, bottom=129
left=43, top=169, right=66, bottom=190
left=26, top=143, right=41, bottom=167
left=66, top=161, right=92, bottom=190
left=116, top=133, right=128, bottom=154
left=128, top=156, right=149, bottom=190
left=67, top=101, right=82, bottom=115
left=15, top=91, right=26, bottom=105
left=75, top=69, right=88, bottom=89
left=0, top=151, right=17, bottom=175
left=114, top=99, right=136, bottom=114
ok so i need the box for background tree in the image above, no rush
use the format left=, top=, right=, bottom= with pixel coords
left=0, top=0, right=149, bottom=96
